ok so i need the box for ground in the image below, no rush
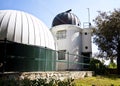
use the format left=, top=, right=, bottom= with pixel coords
left=74, top=75, right=120, bottom=86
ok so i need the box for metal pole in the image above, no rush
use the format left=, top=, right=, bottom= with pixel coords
left=45, top=47, right=47, bottom=71
left=67, top=52, right=69, bottom=71
left=3, top=38, right=7, bottom=73
left=87, top=8, right=91, bottom=27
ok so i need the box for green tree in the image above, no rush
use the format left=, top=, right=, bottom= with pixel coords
left=108, top=61, right=117, bottom=69
left=93, top=9, right=120, bottom=74
left=89, top=58, right=107, bottom=75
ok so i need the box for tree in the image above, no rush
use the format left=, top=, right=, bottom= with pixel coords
left=108, top=61, right=117, bottom=69
left=93, top=9, right=120, bottom=74
left=89, top=58, right=107, bottom=75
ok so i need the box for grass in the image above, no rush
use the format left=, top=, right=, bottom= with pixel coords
left=74, top=75, right=120, bottom=86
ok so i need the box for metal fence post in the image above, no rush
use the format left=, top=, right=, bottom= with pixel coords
left=45, top=47, right=46, bottom=71
left=67, top=52, right=69, bottom=71
left=3, top=38, right=7, bottom=73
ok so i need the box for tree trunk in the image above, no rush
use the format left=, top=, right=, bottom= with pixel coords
left=117, top=57, right=120, bottom=74
left=117, top=43, right=120, bottom=74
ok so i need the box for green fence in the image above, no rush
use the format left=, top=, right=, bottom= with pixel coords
left=56, top=51, right=90, bottom=71
left=0, top=40, right=56, bottom=72
left=0, top=40, right=90, bottom=72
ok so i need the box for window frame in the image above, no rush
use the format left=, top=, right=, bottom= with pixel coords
left=56, top=30, right=66, bottom=40
left=58, top=50, right=66, bottom=60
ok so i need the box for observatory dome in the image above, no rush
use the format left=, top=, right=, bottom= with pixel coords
left=0, top=10, right=55, bottom=50
left=52, top=9, right=81, bottom=27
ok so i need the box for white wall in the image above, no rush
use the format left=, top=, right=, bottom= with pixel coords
left=51, top=25, right=83, bottom=70
left=82, top=28, right=92, bottom=53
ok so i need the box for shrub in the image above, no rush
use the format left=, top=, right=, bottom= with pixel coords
left=89, top=58, right=107, bottom=75
left=0, top=77, right=75, bottom=86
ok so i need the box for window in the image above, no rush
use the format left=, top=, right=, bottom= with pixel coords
left=85, top=46, right=88, bottom=49
left=85, top=32, right=87, bottom=35
left=58, top=50, right=66, bottom=60
left=56, top=30, right=66, bottom=40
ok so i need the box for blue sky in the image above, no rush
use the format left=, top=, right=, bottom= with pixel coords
left=0, top=0, right=120, bottom=53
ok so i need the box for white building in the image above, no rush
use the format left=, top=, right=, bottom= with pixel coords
left=0, top=10, right=56, bottom=72
left=51, top=10, right=92, bottom=70
left=0, top=9, right=92, bottom=72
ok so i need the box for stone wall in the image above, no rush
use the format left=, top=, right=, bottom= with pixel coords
left=0, top=71, right=93, bottom=80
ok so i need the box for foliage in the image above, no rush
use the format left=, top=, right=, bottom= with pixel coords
left=0, top=78, right=19, bottom=86
left=93, top=9, right=120, bottom=73
left=0, top=77, right=75, bottom=86
left=93, top=9, right=120, bottom=58
left=89, top=58, right=107, bottom=75
left=108, top=62, right=117, bottom=69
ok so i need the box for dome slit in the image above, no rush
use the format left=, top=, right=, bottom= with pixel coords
left=13, top=11, right=17, bottom=41
left=21, top=11, right=23, bottom=43
left=0, top=11, right=11, bottom=40
left=30, top=15, right=36, bottom=45
left=7, top=11, right=16, bottom=41
left=25, top=13, right=31, bottom=45
left=23, top=13, right=29, bottom=44
left=40, top=22, right=47, bottom=47
left=14, top=11, right=22, bottom=42
left=34, top=18, right=41, bottom=46
left=0, top=12, right=7, bottom=32
left=4, top=11, right=12, bottom=39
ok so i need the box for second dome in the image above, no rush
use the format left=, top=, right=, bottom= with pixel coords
left=52, top=9, right=81, bottom=27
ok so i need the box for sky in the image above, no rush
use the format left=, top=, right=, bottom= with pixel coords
left=0, top=0, right=120, bottom=54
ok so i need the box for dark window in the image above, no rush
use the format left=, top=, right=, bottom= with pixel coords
left=85, top=32, right=87, bottom=35
left=58, top=50, right=66, bottom=60
left=85, top=46, right=88, bottom=49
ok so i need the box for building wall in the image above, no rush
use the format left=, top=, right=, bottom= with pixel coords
left=81, top=28, right=92, bottom=69
left=51, top=25, right=83, bottom=70
left=82, top=28, right=92, bottom=53
left=0, top=71, right=93, bottom=80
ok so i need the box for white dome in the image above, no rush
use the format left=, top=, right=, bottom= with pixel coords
left=0, top=10, right=55, bottom=50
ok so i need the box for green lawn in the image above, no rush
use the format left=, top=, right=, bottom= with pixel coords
left=74, top=75, right=120, bottom=86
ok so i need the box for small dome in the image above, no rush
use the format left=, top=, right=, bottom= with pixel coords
left=52, top=9, right=81, bottom=27
left=0, top=10, right=55, bottom=50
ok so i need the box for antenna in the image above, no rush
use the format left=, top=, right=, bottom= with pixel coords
left=83, top=8, right=91, bottom=28
left=87, top=8, right=91, bottom=27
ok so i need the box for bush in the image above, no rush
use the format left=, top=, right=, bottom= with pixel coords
left=89, top=58, right=107, bottom=75
left=0, top=77, right=75, bottom=86
left=0, top=78, right=19, bottom=86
